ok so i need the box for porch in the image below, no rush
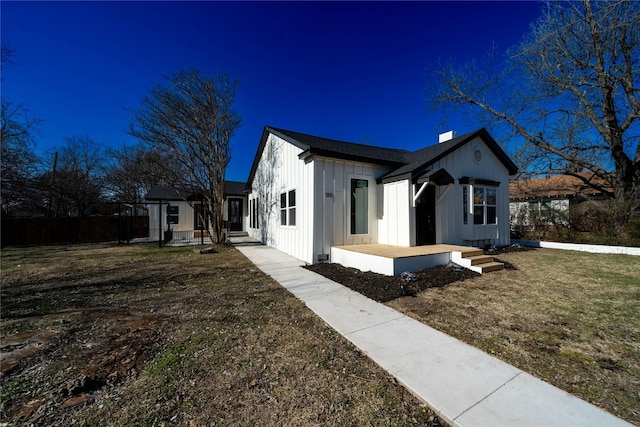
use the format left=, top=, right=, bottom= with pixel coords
left=330, top=244, right=503, bottom=276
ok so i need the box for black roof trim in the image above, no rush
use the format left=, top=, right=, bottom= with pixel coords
left=416, top=168, right=455, bottom=186
left=459, top=177, right=501, bottom=187
left=146, top=182, right=247, bottom=201
left=380, top=128, right=518, bottom=183
left=246, top=126, right=408, bottom=190
left=246, top=126, right=518, bottom=191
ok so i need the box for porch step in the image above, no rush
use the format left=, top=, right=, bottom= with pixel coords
left=229, top=231, right=249, bottom=237
left=464, top=255, right=496, bottom=266
left=476, top=261, right=504, bottom=273
left=451, top=250, right=504, bottom=274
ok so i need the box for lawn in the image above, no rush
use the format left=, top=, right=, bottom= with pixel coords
left=0, top=243, right=440, bottom=426
left=386, top=248, right=640, bottom=425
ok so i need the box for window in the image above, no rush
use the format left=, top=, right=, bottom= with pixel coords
left=194, top=204, right=207, bottom=229
left=463, top=186, right=469, bottom=225
left=350, top=178, right=369, bottom=234
left=250, top=198, right=259, bottom=229
left=167, top=205, right=179, bottom=224
left=472, top=187, right=497, bottom=225
left=280, top=190, right=296, bottom=227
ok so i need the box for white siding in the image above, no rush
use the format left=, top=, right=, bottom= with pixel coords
left=378, top=180, right=412, bottom=246
left=147, top=201, right=194, bottom=239
left=312, top=157, right=392, bottom=262
left=247, top=134, right=314, bottom=263
left=398, top=136, right=512, bottom=247
left=428, top=136, right=511, bottom=247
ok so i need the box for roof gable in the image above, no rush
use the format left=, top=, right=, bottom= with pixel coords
left=246, top=126, right=408, bottom=190
left=246, top=126, right=518, bottom=190
left=380, top=128, right=518, bottom=183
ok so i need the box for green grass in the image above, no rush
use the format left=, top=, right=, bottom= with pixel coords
left=388, top=248, right=640, bottom=425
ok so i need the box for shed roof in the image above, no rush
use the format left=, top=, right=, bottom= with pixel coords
left=145, top=181, right=247, bottom=201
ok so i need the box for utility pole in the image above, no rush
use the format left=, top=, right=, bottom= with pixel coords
left=47, top=151, right=58, bottom=217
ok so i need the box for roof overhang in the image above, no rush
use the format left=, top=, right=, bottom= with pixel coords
left=459, top=177, right=501, bottom=187
left=415, top=168, right=455, bottom=186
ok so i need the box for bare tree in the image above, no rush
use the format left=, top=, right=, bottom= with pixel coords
left=105, top=144, right=180, bottom=203
left=40, top=135, right=107, bottom=216
left=129, top=69, right=241, bottom=243
left=431, top=0, right=640, bottom=229
left=0, top=100, right=41, bottom=215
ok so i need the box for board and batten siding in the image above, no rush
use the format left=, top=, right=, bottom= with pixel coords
left=247, top=133, right=315, bottom=264
left=312, top=157, right=392, bottom=263
left=378, top=179, right=413, bottom=246
left=148, top=200, right=194, bottom=239
left=428, top=136, right=511, bottom=247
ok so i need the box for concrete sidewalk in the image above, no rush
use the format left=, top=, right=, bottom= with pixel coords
left=232, top=238, right=633, bottom=427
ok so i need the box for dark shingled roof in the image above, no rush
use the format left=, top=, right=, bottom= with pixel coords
left=224, top=180, right=247, bottom=196
left=268, top=127, right=408, bottom=166
left=246, top=126, right=517, bottom=190
left=380, top=128, right=518, bottom=182
left=145, top=181, right=247, bottom=201
left=145, top=186, right=183, bottom=201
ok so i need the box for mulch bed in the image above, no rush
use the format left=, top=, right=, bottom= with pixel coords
left=304, top=263, right=479, bottom=303
left=304, top=244, right=533, bottom=303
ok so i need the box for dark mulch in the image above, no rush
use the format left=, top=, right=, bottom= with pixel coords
left=304, top=263, right=480, bottom=303
left=304, top=244, right=534, bottom=302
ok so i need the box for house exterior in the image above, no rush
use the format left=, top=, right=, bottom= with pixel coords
left=509, top=172, right=611, bottom=230
left=145, top=181, right=247, bottom=242
left=245, top=126, right=518, bottom=265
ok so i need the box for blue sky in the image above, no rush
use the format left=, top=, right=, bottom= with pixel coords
left=2, top=1, right=541, bottom=182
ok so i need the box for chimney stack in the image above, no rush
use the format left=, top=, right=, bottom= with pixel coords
left=439, top=130, right=456, bottom=143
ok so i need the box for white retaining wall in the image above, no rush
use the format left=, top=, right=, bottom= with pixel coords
left=512, top=239, right=640, bottom=256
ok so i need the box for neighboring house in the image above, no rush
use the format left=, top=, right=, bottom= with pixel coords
left=509, top=172, right=611, bottom=229
left=145, top=181, right=247, bottom=242
left=245, top=126, right=518, bottom=265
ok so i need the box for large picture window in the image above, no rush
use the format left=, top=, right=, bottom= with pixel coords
left=280, top=190, right=296, bottom=226
left=350, top=178, right=369, bottom=234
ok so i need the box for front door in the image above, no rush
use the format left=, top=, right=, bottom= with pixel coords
left=228, top=198, right=243, bottom=231
left=416, top=185, right=436, bottom=245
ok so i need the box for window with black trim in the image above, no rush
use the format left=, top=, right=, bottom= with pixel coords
left=167, top=205, right=179, bottom=224
left=350, top=179, right=369, bottom=234
left=250, top=198, right=259, bottom=229
left=280, top=190, right=296, bottom=226
left=194, top=204, right=207, bottom=229
left=471, top=186, right=497, bottom=225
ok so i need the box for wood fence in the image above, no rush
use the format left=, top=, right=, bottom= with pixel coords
left=1, top=216, right=149, bottom=247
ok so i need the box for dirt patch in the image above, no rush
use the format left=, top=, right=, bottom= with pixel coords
left=1, top=243, right=442, bottom=426
left=1, top=307, right=163, bottom=424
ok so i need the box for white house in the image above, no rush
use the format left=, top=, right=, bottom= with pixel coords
left=245, top=127, right=518, bottom=265
left=145, top=181, right=247, bottom=242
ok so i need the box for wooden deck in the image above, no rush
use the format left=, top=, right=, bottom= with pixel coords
left=331, top=243, right=482, bottom=259
left=330, top=244, right=503, bottom=275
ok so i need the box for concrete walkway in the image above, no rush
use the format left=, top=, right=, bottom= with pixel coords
left=231, top=237, right=633, bottom=427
